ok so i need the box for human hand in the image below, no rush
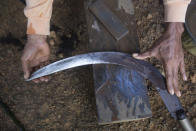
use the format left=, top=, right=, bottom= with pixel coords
left=21, top=34, right=50, bottom=83
left=133, top=23, right=187, bottom=97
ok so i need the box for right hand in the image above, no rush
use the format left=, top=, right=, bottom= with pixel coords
left=133, top=23, right=187, bottom=97
left=21, top=34, right=50, bottom=83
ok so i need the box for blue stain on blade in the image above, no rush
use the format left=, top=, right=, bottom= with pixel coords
left=94, top=65, right=152, bottom=122
left=115, top=69, right=150, bottom=114
left=115, top=69, right=146, bottom=97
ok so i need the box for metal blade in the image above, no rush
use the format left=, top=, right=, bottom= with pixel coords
left=89, top=0, right=129, bottom=40
left=28, top=52, right=160, bottom=83
left=28, top=52, right=183, bottom=119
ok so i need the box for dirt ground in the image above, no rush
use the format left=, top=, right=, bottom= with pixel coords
left=0, top=0, right=195, bottom=130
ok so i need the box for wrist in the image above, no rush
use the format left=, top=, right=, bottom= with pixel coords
left=27, top=34, right=47, bottom=42
left=165, top=22, right=184, bottom=35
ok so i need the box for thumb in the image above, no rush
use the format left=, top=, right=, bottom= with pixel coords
left=180, top=61, right=187, bottom=81
left=21, top=59, right=30, bottom=80
left=132, top=51, right=153, bottom=60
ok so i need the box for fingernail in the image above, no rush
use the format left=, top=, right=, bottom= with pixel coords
left=184, top=75, right=187, bottom=81
left=34, top=81, right=39, bottom=84
left=24, top=74, right=28, bottom=80
left=40, top=77, right=45, bottom=81
left=133, top=53, right=138, bottom=57
left=177, top=92, right=181, bottom=97
left=169, top=89, right=174, bottom=95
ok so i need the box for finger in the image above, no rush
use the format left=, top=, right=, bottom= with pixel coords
left=40, top=56, right=49, bottom=63
left=165, top=66, right=174, bottom=95
left=180, top=61, right=187, bottom=81
left=43, top=76, right=49, bottom=82
left=173, top=71, right=181, bottom=97
left=40, top=77, right=48, bottom=82
left=33, top=79, right=39, bottom=83
left=21, top=59, right=30, bottom=80
left=167, top=76, right=174, bottom=95
left=174, top=85, right=181, bottom=97
left=30, top=56, right=49, bottom=67
left=133, top=51, right=154, bottom=60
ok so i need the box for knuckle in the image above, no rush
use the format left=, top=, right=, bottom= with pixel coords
left=21, top=56, right=30, bottom=64
left=166, top=72, right=172, bottom=78
left=143, top=51, right=150, bottom=57
left=180, top=62, right=185, bottom=68
left=21, top=56, right=26, bottom=62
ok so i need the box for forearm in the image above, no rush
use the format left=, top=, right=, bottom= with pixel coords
left=163, top=0, right=191, bottom=22
left=24, top=0, right=54, bottom=35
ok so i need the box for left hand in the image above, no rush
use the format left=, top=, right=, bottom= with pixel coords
left=133, top=22, right=187, bottom=97
left=21, top=35, right=50, bottom=83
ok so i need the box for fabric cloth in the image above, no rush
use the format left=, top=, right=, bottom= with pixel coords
left=164, top=0, right=191, bottom=22
left=24, top=0, right=191, bottom=35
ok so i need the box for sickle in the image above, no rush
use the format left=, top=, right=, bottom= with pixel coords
left=27, top=52, right=196, bottom=130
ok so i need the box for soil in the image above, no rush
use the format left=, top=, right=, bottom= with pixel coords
left=0, top=0, right=195, bottom=130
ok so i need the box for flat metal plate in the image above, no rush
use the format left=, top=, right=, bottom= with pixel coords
left=89, top=0, right=129, bottom=40
left=94, top=65, right=151, bottom=124
left=85, top=0, right=152, bottom=124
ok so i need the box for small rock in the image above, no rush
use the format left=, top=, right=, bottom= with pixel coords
left=137, top=20, right=142, bottom=25
left=147, top=14, right=152, bottom=19
left=58, top=53, right=64, bottom=58
left=45, top=118, right=50, bottom=123
left=173, top=127, right=177, bottom=130
left=64, top=122, right=71, bottom=128
left=193, top=118, right=196, bottom=124
left=49, top=39, right=55, bottom=46
left=193, top=103, right=196, bottom=109
left=149, top=121, right=154, bottom=128
left=119, top=125, right=124, bottom=129
left=50, top=31, right=56, bottom=39
left=190, top=74, right=196, bottom=83
left=7, top=49, right=13, bottom=55
left=58, top=114, right=61, bottom=119
left=66, top=34, right=72, bottom=38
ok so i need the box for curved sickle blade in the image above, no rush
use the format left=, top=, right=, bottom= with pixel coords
left=27, top=52, right=183, bottom=119
left=28, top=52, right=163, bottom=87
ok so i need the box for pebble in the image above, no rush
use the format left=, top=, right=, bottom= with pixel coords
left=45, top=118, right=50, bottom=123
left=49, top=39, right=55, bottom=46
left=50, top=31, right=56, bottom=39
left=147, top=14, right=152, bottom=19
left=173, top=127, right=177, bottom=130
left=149, top=121, right=154, bottom=128
left=193, top=103, right=196, bottom=109
left=66, top=34, right=72, bottom=38
left=119, top=125, right=123, bottom=129
left=137, top=20, right=142, bottom=25
left=190, top=74, right=196, bottom=83
left=7, top=49, right=13, bottom=55
left=58, top=114, right=61, bottom=119
left=193, top=118, right=196, bottom=124
left=58, top=53, right=64, bottom=58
